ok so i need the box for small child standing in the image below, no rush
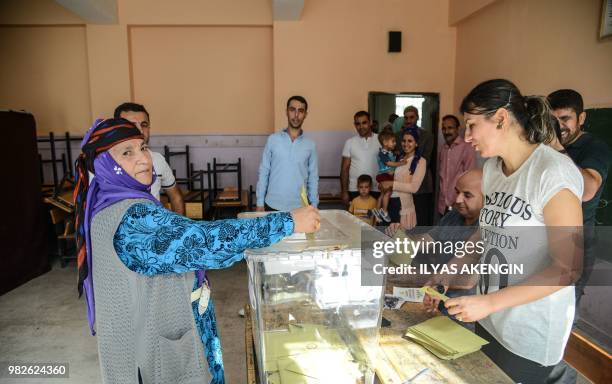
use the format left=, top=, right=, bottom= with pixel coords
left=348, top=174, right=378, bottom=226
left=374, top=130, right=406, bottom=222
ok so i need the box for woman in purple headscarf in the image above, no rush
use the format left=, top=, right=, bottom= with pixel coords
left=73, top=118, right=320, bottom=384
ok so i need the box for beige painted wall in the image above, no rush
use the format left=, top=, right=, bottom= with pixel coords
left=0, top=0, right=274, bottom=135
left=0, top=0, right=83, bottom=25
left=130, top=26, right=273, bottom=134
left=273, top=0, right=456, bottom=131
left=454, top=0, right=612, bottom=112
left=5, top=0, right=610, bottom=136
left=86, top=25, right=131, bottom=120
left=0, top=26, right=92, bottom=134
left=117, top=0, right=272, bottom=25
left=448, top=0, right=497, bottom=25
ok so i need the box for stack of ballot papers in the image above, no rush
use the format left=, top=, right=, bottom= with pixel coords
left=404, top=316, right=488, bottom=360
left=264, top=324, right=363, bottom=383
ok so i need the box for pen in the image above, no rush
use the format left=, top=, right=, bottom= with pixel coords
left=402, top=367, right=429, bottom=384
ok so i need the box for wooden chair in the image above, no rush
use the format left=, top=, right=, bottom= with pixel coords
left=164, top=145, right=192, bottom=187
left=44, top=176, right=76, bottom=267
left=38, top=132, right=81, bottom=196
left=208, top=158, right=248, bottom=218
left=162, top=145, right=214, bottom=219
left=318, top=175, right=344, bottom=207
left=182, top=168, right=212, bottom=220
left=247, top=185, right=255, bottom=211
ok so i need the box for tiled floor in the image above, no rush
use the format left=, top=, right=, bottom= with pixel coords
left=0, top=259, right=249, bottom=383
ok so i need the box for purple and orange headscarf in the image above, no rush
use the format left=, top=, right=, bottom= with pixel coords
left=73, top=118, right=160, bottom=335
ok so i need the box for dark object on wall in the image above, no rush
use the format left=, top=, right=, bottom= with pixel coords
left=388, top=31, right=402, bottom=52
left=0, top=111, right=49, bottom=295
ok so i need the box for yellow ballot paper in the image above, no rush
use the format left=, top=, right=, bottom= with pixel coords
left=264, top=324, right=362, bottom=384
left=419, top=286, right=450, bottom=302
left=404, top=316, right=488, bottom=360
left=300, top=185, right=315, bottom=241
left=388, top=229, right=417, bottom=266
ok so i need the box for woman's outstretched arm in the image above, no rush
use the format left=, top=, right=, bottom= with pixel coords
left=113, top=202, right=294, bottom=275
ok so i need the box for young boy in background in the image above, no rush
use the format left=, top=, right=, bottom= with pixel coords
left=348, top=174, right=378, bottom=226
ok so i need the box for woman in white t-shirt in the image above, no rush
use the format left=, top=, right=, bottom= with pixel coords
left=430, top=79, right=583, bottom=383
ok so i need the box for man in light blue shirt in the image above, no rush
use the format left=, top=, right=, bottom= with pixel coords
left=256, top=96, right=319, bottom=211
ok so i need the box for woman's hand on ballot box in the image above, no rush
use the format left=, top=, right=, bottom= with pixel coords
left=291, top=206, right=321, bottom=234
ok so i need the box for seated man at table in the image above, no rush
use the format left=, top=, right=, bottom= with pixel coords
left=387, top=169, right=483, bottom=265
left=387, top=169, right=483, bottom=317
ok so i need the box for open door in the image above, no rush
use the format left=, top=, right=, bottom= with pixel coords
left=368, top=91, right=440, bottom=225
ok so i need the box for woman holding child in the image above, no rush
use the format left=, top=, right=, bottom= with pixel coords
left=380, top=128, right=426, bottom=229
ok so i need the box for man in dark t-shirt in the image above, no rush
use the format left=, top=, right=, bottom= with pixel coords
left=565, top=134, right=609, bottom=224
left=549, top=89, right=610, bottom=226
left=546, top=88, right=611, bottom=384
left=549, top=90, right=610, bottom=300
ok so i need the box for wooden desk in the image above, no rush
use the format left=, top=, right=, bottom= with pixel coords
left=212, top=189, right=248, bottom=208
left=564, top=328, right=612, bottom=383
left=43, top=191, right=76, bottom=267
left=365, top=303, right=513, bottom=384
left=244, top=302, right=512, bottom=384
left=43, top=190, right=74, bottom=214
left=245, top=305, right=257, bottom=384
left=211, top=189, right=249, bottom=219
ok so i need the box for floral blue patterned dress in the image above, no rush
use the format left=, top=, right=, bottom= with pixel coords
left=112, top=202, right=294, bottom=384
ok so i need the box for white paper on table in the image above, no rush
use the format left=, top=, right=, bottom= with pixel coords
left=392, top=287, right=425, bottom=303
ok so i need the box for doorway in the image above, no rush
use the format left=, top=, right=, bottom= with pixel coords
left=368, top=92, right=440, bottom=139
left=368, top=92, right=440, bottom=225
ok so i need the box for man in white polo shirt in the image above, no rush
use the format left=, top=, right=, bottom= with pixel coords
left=341, top=111, right=381, bottom=205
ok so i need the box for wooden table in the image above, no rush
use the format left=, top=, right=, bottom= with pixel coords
left=43, top=190, right=77, bottom=267
left=364, top=303, right=513, bottom=384
left=245, top=305, right=257, bottom=384
left=244, top=302, right=513, bottom=384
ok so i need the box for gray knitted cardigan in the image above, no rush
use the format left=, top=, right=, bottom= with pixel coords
left=91, top=199, right=210, bottom=384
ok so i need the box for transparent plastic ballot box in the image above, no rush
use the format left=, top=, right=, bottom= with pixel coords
left=239, top=210, right=387, bottom=384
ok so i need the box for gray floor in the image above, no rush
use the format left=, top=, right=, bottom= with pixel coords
left=0, top=260, right=248, bottom=384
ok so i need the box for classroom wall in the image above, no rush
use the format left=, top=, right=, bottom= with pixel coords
left=4, top=0, right=611, bottom=133
left=130, top=26, right=274, bottom=134
left=6, top=0, right=612, bottom=191
left=453, top=0, right=612, bottom=111
left=273, top=0, right=456, bottom=132
left=0, top=25, right=92, bottom=134
left=1, top=0, right=457, bottom=191
left=86, top=24, right=132, bottom=121
left=0, top=0, right=274, bottom=135
left=1, top=0, right=456, bottom=135
left=448, top=0, right=497, bottom=26
left=117, top=0, right=272, bottom=25
left=0, top=0, right=84, bottom=25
